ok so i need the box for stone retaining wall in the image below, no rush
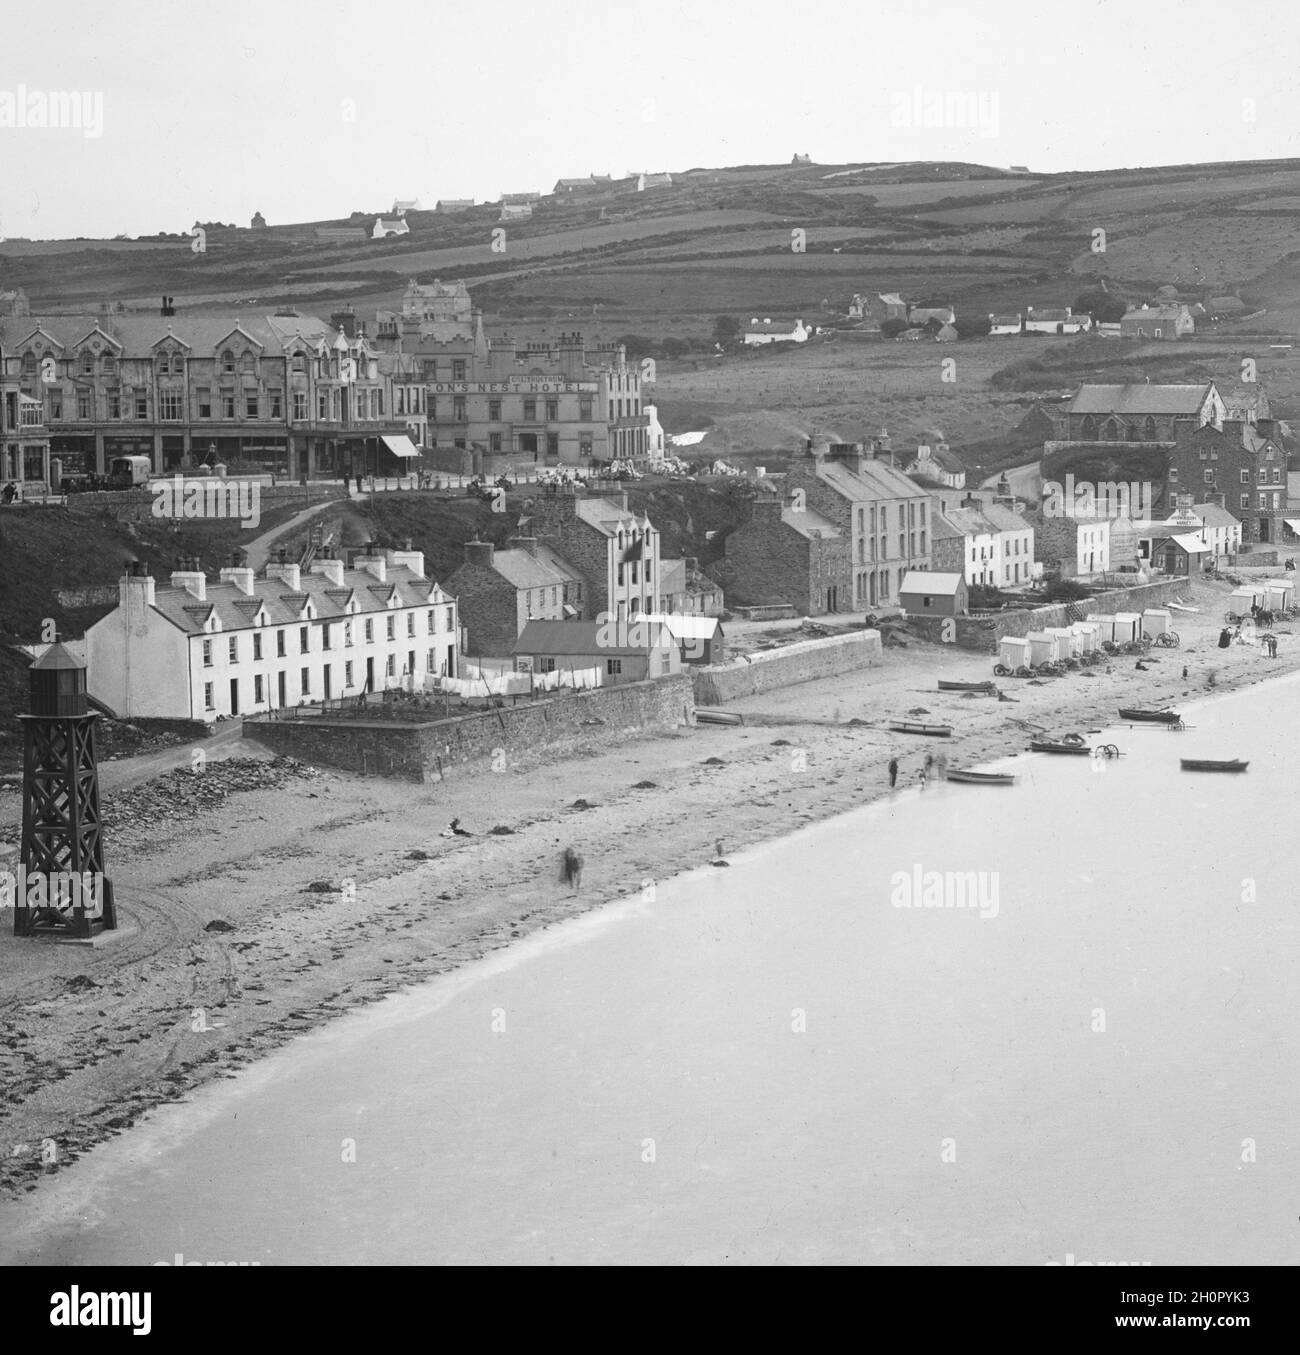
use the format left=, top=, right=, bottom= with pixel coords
left=692, top=629, right=882, bottom=704
left=243, top=675, right=694, bottom=782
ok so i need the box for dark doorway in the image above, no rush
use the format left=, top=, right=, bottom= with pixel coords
left=520, top=433, right=538, bottom=462
left=366, top=656, right=375, bottom=692
left=277, top=672, right=286, bottom=706
left=229, top=679, right=239, bottom=714
left=323, top=665, right=332, bottom=699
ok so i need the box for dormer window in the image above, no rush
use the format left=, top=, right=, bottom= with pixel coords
left=221, top=349, right=235, bottom=374
left=20, top=351, right=36, bottom=378
left=157, top=353, right=169, bottom=375
left=292, top=352, right=306, bottom=373
left=80, top=350, right=94, bottom=375
left=241, top=352, right=256, bottom=375
left=102, top=353, right=116, bottom=377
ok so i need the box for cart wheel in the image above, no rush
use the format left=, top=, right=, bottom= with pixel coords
left=993, top=664, right=1010, bottom=677
left=1104, top=744, right=1120, bottom=757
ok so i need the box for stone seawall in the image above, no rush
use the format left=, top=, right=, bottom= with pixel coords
left=907, top=578, right=1195, bottom=652
left=244, top=676, right=694, bottom=782
left=692, top=630, right=882, bottom=705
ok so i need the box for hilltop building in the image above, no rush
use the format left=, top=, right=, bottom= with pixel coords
left=742, top=318, right=809, bottom=346
left=371, top=217, right=410, bottom=239
left=391, top=199, right=421, bottom=215
left=436, top=199, right=474, bottom=213
left=250, top=212, right=267, bottom=229
left=85, top=548, right=459, bottom=720
left=1119, top=303, right=1193, bottom=340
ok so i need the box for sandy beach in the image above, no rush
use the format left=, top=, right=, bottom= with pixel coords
left=0, top=573, right=1291, bottom=1200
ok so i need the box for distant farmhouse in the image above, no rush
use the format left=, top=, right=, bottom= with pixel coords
left=499, top=202, right=533, bottom=221
left=636, top=172, right=672, bottom=191
left=1023, top=306, right=1091, bottom=335
left=436, top=199, right=475, bottom=213
left=1120, top=302, right=1193, bottom=340
left=908, top=304, right=955, bottom=327
left=552, top=175, right=613, bottom=195
left=391, top=199, right=421, bottom=215
left=371, top=217, right=410, bottom=239
left=792, top=153, right=812, bottom=165
left=989, top=312, right=1021, bottom=335
left=743, top=317, right=810, bottom=346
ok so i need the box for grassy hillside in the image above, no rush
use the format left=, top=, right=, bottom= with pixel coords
left=8, top=156, right=1300, bottom=343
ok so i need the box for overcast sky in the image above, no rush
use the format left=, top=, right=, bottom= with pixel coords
left=1, top=0, right=1297, bottom=239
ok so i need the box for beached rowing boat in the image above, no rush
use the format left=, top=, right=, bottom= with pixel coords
left=1180, top=758, right=1249, bottom=772
left=946, top=770, right=1017, bottom=785
left=937, top=680, right=996, bottom=692
left=889, top=721, right=953, bottom=737
left=1118, top=707, right=1182, bottom=724
left=1029, top=740, right=1092, bottom=755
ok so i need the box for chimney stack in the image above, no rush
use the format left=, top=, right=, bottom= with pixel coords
left=120, top=562, right=157, bottom=609
left=219, top=565, right=256, bottom=595
left=266, top=559, right=302, bottom=591
left=169, top=560, right=205, bottom=600
left=508, top=536, right=538, bottom=557
left=464, top=540, right=495, bottom=567
left=310, top=557, right=345, bottom=587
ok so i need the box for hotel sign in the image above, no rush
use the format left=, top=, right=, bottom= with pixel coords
left=429, top=381, right=598, bottom=394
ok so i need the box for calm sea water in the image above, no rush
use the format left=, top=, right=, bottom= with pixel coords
left=3, top=675, right=1298, bottom=1266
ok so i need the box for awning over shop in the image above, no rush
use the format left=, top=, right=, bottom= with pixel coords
left=381, top=434, right=420, bottom=458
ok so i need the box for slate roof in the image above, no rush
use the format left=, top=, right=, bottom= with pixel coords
left=0, top=312, right=339, bottom=356
left=573, top=496, right=651, bottom=535
left=899, top=571, right=964, bottom=595
left=1067, top=383, right=1213, bottom=416
left=1027, top=308, right=1071, bottom=322
left=781, top=505, right=841, bottom=539
left=745, top=319, right=803, bottom=335
left=815, top=456, right=931, bottom=503
left=486, top=548, right=577, bottom=591
left=148, top=564, right=444, bottom=636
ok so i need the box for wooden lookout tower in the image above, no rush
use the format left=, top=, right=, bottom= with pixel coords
left=14, top=640, right=117, bottom=938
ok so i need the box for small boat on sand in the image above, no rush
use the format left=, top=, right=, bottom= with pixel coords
left=1180, top=758, right=1249, bottom=773
left=1030, top=739, right=1092, bottom=755
left=889, top=721, right=953, bottom=737
left=938, top=680, right=996, bottom=692
left=1118, top=707, right=1182, bottom=724
left=946, top=769, right=1017, bottom=785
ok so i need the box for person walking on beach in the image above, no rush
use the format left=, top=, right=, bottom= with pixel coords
left=561, top=846, right=583, bottom=893
left=888, top=757, right=899, bottom=789
left=924, top=752, right=934, bottom=779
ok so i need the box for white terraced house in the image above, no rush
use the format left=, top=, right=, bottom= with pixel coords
left=85, top=547, right=459, bottom=720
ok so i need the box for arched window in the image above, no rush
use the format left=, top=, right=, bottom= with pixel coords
left=1143, top=417, right=1157, bottom=441
left=80, top=349, right=94, bottom=375
left=240, top=352, right=256, bottom=374
left=292, top=351, right=305, bottom=373
left=170, top=352, right=182, bottom=374
left=157, top=353, right=169, bottom=375
left=1081, top=415, right=1097, bottom=440
left=220, top=349, right=235, bottom=373
left=20, top=351, right=37, bottom=378
left=102, top=353, right=116, bottom=377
